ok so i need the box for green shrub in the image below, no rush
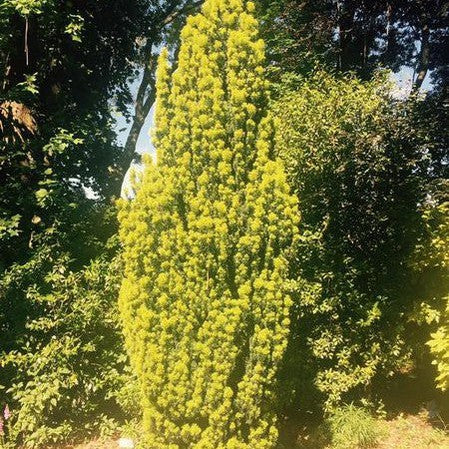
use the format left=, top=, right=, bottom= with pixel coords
left=0, top=245, right=138, bottom=448
left=326, top=404, right=382, bottom=449
left=425, top=203, right=449, bottom=391
left=273, top=71, right=425, bottom=409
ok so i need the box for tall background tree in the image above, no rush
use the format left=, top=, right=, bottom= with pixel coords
left=258, top=0, right=449, bottom=91
left=0, top=0, right=204, bottom=270
left=121, top=0, right=203, bottom=170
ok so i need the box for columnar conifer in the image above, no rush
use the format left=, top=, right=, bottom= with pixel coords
left=118, top=1, right=299, bottom=448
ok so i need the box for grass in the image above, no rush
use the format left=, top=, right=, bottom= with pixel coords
left=326, top=404, right=383, bottom=449
left=292, top=411, right=449, bottom=449
left=41, top=411, right=449, bottom=449
left=376, top=413, right=449, bottom=449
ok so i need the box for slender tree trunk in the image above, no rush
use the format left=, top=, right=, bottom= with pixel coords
left=120, top=41, right=157, bottom=171
left=336, top=1, right=356, bottom=71
left=117, top=0, right=204, bottom=181
left=413, top=23, right=430, bottom=91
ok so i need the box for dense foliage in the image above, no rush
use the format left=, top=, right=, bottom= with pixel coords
left=258, top=0, right=449, bottom=89
left=0, top=1, right=145, bottom=446
left=429, top=295, right=449, bottom=391
left=0, top=243, right=137, bottom=448
left=424, top=202, right=449, bottom=391
left=0, top=205, right=141, bottom=448
left=0, top=0, right=150, bottom=268
left=0, top=1, right=203, bottom=446
left=274, top=71, right=427, bottom=409
left=118, top=1, right=299, bottom=447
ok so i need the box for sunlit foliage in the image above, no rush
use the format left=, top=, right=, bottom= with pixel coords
left=118, top=1, right=299, bottom=447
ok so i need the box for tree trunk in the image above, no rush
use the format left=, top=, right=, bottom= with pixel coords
left=120, top=42, right=157, bottom=173
left=117, top=0, right=204, bottom=183
left=336, top=0, right=356, bottom=71
left=413, top=23, right=430, bottom=91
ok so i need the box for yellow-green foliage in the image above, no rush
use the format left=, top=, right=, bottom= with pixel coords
left=118, top=1, right=299, bottom=448
left=429, top=296, right=449, bottom=390
left=426, top=202, right=449, bottom=390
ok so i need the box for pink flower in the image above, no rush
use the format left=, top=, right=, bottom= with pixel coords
left=3, top=405, right=10, bottom=420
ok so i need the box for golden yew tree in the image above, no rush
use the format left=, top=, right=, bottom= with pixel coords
left=118, top=1, right=299, bottom=448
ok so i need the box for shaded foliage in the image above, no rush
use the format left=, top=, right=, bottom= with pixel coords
left=258, top=0, right=449, bottom=92
left=0, top=0, right=156, bottom=271
left=0, top=209, right=138, bottom=448
left=274, top=71, right=429, bottom=410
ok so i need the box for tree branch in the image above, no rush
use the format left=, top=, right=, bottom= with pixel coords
left=121, top=40, right=156, bottom=171
left=162, top=0, right=203, bottom=27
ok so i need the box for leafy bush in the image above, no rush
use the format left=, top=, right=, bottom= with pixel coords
left=424, top=202, right=449, bottom=391
left=0, top=243, right=138, bottom=448
left=428, top=297, right=449, bottom=391
left=273, top=71, right=426, bottom=409
left=326, top=404, right=382, bottom=449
